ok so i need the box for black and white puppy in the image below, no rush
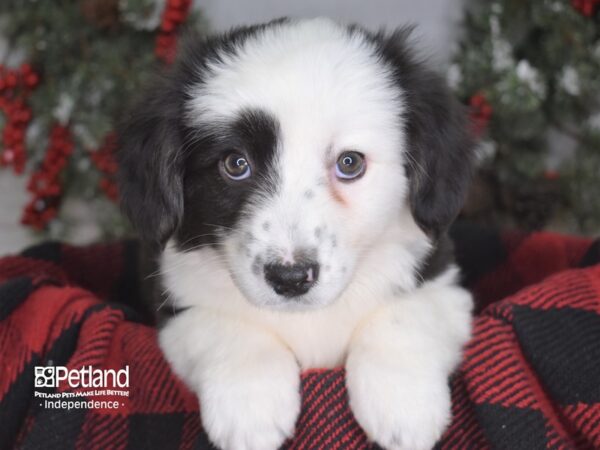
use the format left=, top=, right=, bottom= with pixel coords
left=118, top=18, right=474, bottom=450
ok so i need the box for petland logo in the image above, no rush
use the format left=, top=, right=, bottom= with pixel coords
left=34, top=365, right=129, bottom=389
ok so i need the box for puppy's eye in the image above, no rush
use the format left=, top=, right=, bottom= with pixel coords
left=335, top=151, right=366, bottom=181
left=222, top=153, right=251, bottom=180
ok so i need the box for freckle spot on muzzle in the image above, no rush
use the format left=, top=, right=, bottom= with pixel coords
left=239, top=242, right=252, bottom=257
left=251, top=256, right=263, bottom=276
left=330, top=234, right=337, bottom=247
left=314, top=227, right=322, bottom=239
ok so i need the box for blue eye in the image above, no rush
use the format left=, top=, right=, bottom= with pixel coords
left=335, top=151, right=366, bottom=180
left=222, top=152, right=251, bottom=180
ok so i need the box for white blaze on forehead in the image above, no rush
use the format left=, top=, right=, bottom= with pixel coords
left=186, top=18, right=405, bottom=167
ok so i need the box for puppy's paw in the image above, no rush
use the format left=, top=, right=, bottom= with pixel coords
left=200, top=355, right=301, bottom=450
left=346, top=359, right=451, bottom=450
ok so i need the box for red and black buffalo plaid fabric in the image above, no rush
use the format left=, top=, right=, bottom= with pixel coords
left=0, top=223, right=599, bottom=450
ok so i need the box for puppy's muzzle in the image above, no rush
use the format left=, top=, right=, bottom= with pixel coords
left=264, top=261, right=319, bottom=297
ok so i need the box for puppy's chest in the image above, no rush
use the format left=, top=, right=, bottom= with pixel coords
left=263, top=294, right=386, bottom=369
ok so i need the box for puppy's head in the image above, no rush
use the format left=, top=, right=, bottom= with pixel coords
left=118, top=18, right=473, bottom=310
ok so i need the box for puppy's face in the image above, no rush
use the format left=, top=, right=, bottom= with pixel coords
left=118, top=19, right=473, bottom=311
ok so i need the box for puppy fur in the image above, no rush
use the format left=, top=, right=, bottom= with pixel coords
left=118, top=18, right=474, bottom=450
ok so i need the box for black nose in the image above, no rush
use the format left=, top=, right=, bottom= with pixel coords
left=264, top=262, right=319, bottom=297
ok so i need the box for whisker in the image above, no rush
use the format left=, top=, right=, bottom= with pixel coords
left=176, top=233, right=225, bottom=249
left=156, top=294, right=171, bottom=312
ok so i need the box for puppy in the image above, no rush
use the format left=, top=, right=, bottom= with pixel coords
left=118, top=18, right=474, bottom=450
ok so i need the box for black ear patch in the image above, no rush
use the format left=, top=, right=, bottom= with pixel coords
left=372, top=28, right=475, bottom=236
left=117, top=22, right=290, bottom=247
left=116, top=75, right=186, bottom=246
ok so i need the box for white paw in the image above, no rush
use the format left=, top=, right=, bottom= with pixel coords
left=199, top=357, right=301, bottom=450
left=346, top=359, right=451, bottom=450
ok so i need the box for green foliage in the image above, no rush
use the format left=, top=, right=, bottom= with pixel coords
left=0, top=0, right=204, bottom=240
left=453, top=0, right=600, bottom=232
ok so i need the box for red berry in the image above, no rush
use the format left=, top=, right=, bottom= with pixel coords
left=5, top=72, right=18, bottom=88
left=544, top=170, right=560, bottom=181
left=1, top=149, right=15, bottom=164
left=20, top=63, right=32, bottom=75
left=25, top=73, right=40, bottom=88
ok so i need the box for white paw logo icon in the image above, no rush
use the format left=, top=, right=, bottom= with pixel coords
left=34, top=366, right=56, bottom=388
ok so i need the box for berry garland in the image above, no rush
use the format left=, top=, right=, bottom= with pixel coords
left=12, top=0, right=194, bottom=232
left=0, top=64, right=40, bottom=174
left=87, top=0, right=194, bottom=204
left=155, top=0, right=193, bottom=64
left=572, top=0, right=600, bottom=16
left=88, top=0, right=194, bottom=204
left=90, top=133, right=119, bottom=202
left=21, top=125, right=73, bottom=230
left=469, top=93, right=493, bottom=138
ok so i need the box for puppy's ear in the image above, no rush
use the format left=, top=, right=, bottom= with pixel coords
left=377, top=28, right=475, bottom=236
left=117, top=76, right=185, bottom=246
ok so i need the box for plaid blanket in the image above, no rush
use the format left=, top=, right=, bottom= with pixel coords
left=0, top=224, right=599, bottom=450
